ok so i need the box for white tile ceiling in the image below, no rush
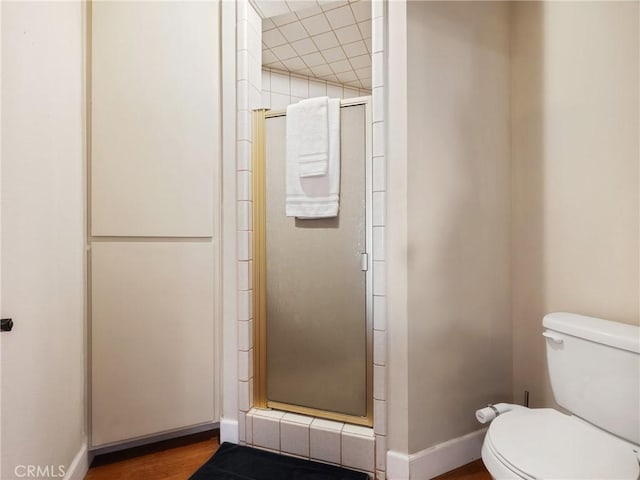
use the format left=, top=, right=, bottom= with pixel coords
left=250, top=0, right=317, bottom=19
left=257, top=0, right=372, bottom=90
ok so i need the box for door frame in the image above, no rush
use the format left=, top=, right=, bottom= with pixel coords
left=0, top=4, right=4, bottom=470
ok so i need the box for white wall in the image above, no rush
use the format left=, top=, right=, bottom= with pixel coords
left=405, top=1, right=512, bottom=453
left=1, top=1, right=86, bottom=477
left=220, top=0, right=239, bottom=445
left=385, top=0, right=410, bottom=464
left=233, top=0, right=262, bottom=445
left=511, top=1, right=640, bottom=408
left=262, top=68, right=370, bottom=109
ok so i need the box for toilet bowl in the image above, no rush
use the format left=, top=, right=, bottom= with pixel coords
left=478, top=313, right=640, bottom=480
left=481, top=408, right=639, bottom=479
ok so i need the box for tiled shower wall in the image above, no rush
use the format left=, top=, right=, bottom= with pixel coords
left=370, top=3, right=387, bottom=478
left=262, top=67, right=371, bottom=110
left=234, top=1, right=388, bottom=478
left=236, top=0, right=261, bottom=436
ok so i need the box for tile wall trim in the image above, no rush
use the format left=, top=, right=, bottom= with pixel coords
left=246, top=408, right=376, bottom=478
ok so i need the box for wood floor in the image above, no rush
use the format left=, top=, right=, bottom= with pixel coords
left=433, top=460, right=492, bottom=480
left=83, top=431, right=490, bottom=480
left=84, top=431, right=219, bottom=480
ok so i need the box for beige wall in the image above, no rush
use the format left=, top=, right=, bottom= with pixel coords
left=386, top=0, right=410, bottom=457
left=395, top=1, right=639, bottom=456
left=406, top=2, right=512, bottom=453
left=511, top=1, right=640, bottom=408
left=1, top=1, right=86, bottom=477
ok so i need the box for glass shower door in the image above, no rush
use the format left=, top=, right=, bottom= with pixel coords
left=262, top=103, right=369, bottom=421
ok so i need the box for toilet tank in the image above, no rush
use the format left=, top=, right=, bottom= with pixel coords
left=543, top=312, right=640, bottom=445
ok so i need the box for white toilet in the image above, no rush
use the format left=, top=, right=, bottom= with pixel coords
left=479, top=312, right=640, bottom=479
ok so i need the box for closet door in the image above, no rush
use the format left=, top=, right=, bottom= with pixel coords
left=91, top=1, right=216, bottom=237
left=91, top=243, right=214, bottom=446
left=89, top=1, right=219, bottom=447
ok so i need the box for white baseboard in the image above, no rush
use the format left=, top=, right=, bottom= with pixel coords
left=91, top=422, right=218, bottom=455
left=63, top=442, right=89, bottom=480
left=219, top=418, right=239, bottom=444
left=386, top=428, right=487, bottom=480
left=387, top=450, right=410, bottom=480
left=410, top=428, right=487, bottom=479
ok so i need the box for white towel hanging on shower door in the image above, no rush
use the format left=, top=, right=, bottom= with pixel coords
left=285, top=97, right=341, bottom=218
left=287, top=96, right=330, bottom=177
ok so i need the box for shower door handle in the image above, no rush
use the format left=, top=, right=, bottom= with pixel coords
left=361, top=253, right=369, bottom=271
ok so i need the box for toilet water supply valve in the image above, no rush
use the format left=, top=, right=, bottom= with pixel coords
left=476, top=403, right=526, bottom=424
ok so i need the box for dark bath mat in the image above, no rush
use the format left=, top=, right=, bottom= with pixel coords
left=190, top=442, right=369, bottom=480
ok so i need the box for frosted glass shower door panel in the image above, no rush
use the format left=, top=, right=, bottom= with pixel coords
left=265, top=105, right=367, bottom=417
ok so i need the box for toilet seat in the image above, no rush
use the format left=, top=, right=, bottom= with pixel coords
left=485, top=408, right=639, bottom=479
left=483, top=437, right=534, bottom=480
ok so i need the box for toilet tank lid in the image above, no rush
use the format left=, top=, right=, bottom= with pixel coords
left=543, top=312, right=640, bottom=353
